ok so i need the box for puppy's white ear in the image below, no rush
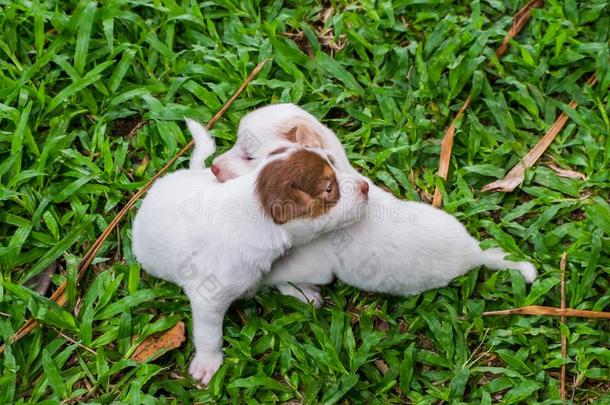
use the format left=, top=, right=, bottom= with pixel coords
left=185, top=118, right=215, bottom=170
left=295, top=124, right=324, bottom=149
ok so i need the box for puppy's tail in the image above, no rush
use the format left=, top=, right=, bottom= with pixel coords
left=478, top=247, right=537, bottom=283
left=185, top=118, right=215, bottom=170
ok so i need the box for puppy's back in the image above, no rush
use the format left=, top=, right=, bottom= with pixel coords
left=132, top=170, right=221, bottom=282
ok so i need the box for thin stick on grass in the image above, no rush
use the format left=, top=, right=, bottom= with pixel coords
left=0, top=58, right=271, bottom=355
left=55, top=329, right=97, bottom=356
left=482, top=305, right=610, bottom=319
left=432, top=0, right=544, bottom=208
left=465, top=328, right=490, bottom=368
left=560, top=251, right=567, bottom=403
left=495, top=0, right=545, bottom=58
left=481, top=73, right=597, bottom=192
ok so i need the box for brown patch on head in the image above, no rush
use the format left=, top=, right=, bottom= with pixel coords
left=282, top=118, right=326, bottom=149
left=256, top=149, right=340, bottom=224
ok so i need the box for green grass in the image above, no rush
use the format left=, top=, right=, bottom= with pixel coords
left=1, top=0, right=609, bottom=403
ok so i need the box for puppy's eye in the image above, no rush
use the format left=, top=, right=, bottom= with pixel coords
left=325, top=184, right=333, bottom=193
left=242, top=154, right=254, bottom=161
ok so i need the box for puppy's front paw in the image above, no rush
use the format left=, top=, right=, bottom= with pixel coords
left=299, top=284, right=324, bottom=308
left=277, top=283, right=324, bottom=308
left=189, top=351, right=223, bottom=385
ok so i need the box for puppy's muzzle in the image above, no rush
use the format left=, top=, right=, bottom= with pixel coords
left=342, top=179, right=369, bottom=200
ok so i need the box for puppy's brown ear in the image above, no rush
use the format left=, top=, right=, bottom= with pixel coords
left=284, top=121, right=325, bottom=149
left=256, top=149, right=338, bottom=224
left=274, top=188, right=313, bottom=224
left=257, top=180, right=314, bottom=224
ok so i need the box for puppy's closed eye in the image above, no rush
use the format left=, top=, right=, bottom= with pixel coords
left=269, top=146, right=288, bottom=156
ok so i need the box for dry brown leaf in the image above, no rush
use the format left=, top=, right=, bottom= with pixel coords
left=0, top=59, right=270, bottom=355
left=432, top=0, right=544, bottom=208
left=432, top=96, right=471, bottom=207
left=131, top=321, right=186, bottom=362
left=375, top=318, right=390, bottom=332
left=321, top=6, right=334, bottom=24
left=483, top=305, right=610, bottom=319
left=398, top=319, right=409, bottom=333
left=374, top=359, right=389, bottom=375
left=482, top=101, right=576, bottom=192
left=318, top=28, right=346, bottom=53
left=481, top=74, right=596, bottom=193
left=27, top=261, right=58, bottom=295
left=547, top=163, right=586, bottom=180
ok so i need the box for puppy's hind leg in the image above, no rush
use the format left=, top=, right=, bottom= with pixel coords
left=264, top=251, right=335, bottom=308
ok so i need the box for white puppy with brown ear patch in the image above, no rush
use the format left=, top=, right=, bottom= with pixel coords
left=197, top=103, right=537, bottom=306
left=132, top=123, right=369, bottom=384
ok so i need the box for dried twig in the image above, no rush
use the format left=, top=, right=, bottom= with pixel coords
left=126, top=119, right=145, bottom=138
left=432, top=0, right=544, bottom=207
left=55, top=329, right=97, bottom=356
left=483, top=305, right=610, bottom=319
left=495, top=0, right=545, bottom=58
left=465, top=328, right=490, bottom=368
left=546, top=163, right=586, bottom=180
left=432, top=97, right=471, bottom=207
left=481, top=73, right=597, bottom=193
left=570, top=375, right=579, bottom=403
left=0, top=58, right=270, bottom=354
left=560, top=251, right=567, bottom=403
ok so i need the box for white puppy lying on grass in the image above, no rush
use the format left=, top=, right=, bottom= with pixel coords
left=193, top=103, right=537, bottom=306
left=132, top=121, right=369, bottom=384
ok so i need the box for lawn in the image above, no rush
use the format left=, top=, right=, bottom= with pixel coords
left=0, top=0, right=609, bottom=403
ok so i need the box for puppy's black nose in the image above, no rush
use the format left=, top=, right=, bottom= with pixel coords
left=211, top=164, right=220, bottom=176
left=358, top=180, right=369, bottom=196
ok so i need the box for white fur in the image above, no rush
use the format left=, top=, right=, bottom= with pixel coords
left=208, top=103, right=537, bottom=306
left=132, top=123, right=367, bottom=384
left=185, top=118, right=215, bottom=170
left=209, top=103, right=354, bottom=181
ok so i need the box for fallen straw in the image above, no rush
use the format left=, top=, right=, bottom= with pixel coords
left=481, top=73, right=597, bottom=193
left=432, top=0, right=544, bottom=208
left=0, top=58, right=271, bottom=355
left=482, top=305, right=610, bottom=319
left=432, top=97, right=470, bottom=207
